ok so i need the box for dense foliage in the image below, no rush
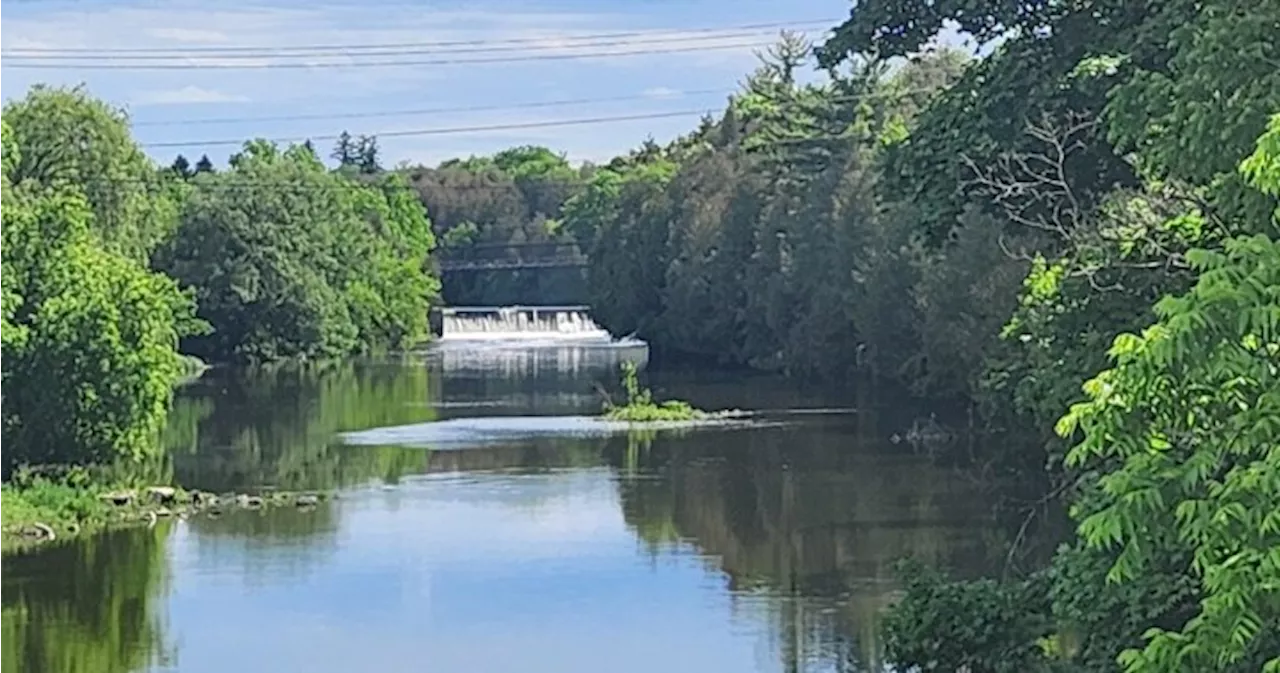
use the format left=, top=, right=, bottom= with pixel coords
left=1, top=86, right=441, bottom=475
left=403, top=145, right=587, bottom=305
left=1, top=89, right=201, bottom=471
left=157, top=141, right=439, bottom=362
left=2, top=2, right=1276, bottom=666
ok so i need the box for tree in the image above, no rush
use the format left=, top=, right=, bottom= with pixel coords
left=332, top=130, right=356, bottom=168
left=1057, top=118, right=1280, bottom=673
left=193, top=155, right=215, bottom=175
left=1, top=94, right=202, bottom=470
left=170, top=155, right=194, bottom=180
left=356, top=134, right=381, bottom=174
left=157, top=140, right=439, bottom=362
left=2, top=85, right=179, bottom=262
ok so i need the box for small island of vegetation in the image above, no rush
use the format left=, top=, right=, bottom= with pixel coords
left=602, top=362, right=710, bottom=423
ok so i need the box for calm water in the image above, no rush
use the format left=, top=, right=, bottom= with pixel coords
left=2, top=343, right=1020, bottom=673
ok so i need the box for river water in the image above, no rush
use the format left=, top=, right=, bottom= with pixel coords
left=2, top=342, right=1021, bottom=673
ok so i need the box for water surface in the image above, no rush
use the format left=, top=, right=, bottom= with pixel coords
left=2, top=343, right=1016, bottom=673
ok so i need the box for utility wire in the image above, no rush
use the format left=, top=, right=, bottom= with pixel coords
left=6, top=27, right=829, bottom=61
left=132, top=89, right=735, bottom=127
left=128, top=86, right=937, bottom=146
left=3, top=19, right=837, bottom=54
left=142, top=108, right=721, bottom=148
left=3, top=38, right=789, bottom=70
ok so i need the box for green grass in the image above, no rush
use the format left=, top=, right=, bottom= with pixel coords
left=2, top=464, right=336, bottom=551
left=602, top=362, right=709, bottom=422
left=0, top=467, right=135, bottom=549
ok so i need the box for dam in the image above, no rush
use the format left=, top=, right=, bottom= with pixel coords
left=433, top=305, right=614, bottom=342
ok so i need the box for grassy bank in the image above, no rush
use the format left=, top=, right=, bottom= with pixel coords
left=1, top=469, right=147, bottom=550
left=1, top=467, right=329, bottom=552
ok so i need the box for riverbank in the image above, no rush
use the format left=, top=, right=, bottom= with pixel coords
left=1, top=470, right=330, bottom=552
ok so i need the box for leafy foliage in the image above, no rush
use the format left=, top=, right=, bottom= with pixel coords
left=157, top=141, right=439, bottom=362
left=2, top=85, right=179, bottom=261
left=1, top=90, right=200, bottom=471
left=602, top=362, right=707, bottom=422
left=1057, top=129, right=1280, bottom=669
left=881, top=560, right=1059, bottom=673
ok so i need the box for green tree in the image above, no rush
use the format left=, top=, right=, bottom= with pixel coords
left=1, top=88, right=201, bottom=470
left=158, top=140, right=439, bottom=362
left=2, top=85, right=179, bottom=262
left=193, top=155, right=214, bottom=175
left=355, top=134, right=381, bottom=175
left=169, top=155, right=194, bottom=180
left=1057, top=118, right=1280, bottom=673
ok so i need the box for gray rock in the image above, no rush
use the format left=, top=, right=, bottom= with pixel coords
left=99, top=491, right=134, bottom=506
left=146, top=486, right=177, bottom=504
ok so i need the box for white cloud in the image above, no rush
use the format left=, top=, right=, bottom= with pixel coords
left=147, top=27, right=231, bottom=44
left=132, top=85, right=250, bottom=106
left=643, top=86, right=682, bottom=99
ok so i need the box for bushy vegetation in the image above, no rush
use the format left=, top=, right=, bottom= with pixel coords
left=1, top=86, right=440, bottom=514
left=157, top=141, right=439, bottom=362
left=2, top=88, right=204, bottom=473
left=602, top=362, right=707, bottom=422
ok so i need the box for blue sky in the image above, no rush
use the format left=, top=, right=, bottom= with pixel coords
left=2, top=0, right=872, bottom=169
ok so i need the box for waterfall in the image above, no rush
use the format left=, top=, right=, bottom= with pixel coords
left=438, top=306, right=613, bottom=341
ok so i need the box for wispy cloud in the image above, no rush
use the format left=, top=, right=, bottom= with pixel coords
left=147, top=27, right=231, bottom=44
left=133, top=85, right=250, bottom=106
left=643, top=86, right=683, bottom=100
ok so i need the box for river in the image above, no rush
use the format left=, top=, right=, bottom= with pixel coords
left=1, top=342, right=1023, bottom=673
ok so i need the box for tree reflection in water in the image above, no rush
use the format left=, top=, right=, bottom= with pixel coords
left=1, top=524, right=174, bottom=673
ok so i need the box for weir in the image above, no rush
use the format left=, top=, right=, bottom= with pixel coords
left=434, top=305, right=612, bottom=342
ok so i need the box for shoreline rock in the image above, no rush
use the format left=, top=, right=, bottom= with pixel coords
left=3, top=486, right=335, bottom=552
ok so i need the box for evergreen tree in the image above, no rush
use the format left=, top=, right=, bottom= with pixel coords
left=332, top=131, right=356, bottom=168
left=356, top=134, right=381, bottom=174
left=170, top=154, right=194, bottom=180
left=193, top=155, right=214, bottom=175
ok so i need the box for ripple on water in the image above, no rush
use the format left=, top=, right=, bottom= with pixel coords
left=338, top=415, right=774, bottom=450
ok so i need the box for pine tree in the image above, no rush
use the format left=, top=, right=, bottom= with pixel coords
left=170, top=154, right=193, bottom=180
left=193, top=155, right=215, bottom=175
left=356, top=134, right=381, bottom=174
left=332, top=131, right=355, bottom=167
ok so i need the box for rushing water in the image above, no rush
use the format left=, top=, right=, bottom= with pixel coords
left=2, top=343, right=1021, bottom=673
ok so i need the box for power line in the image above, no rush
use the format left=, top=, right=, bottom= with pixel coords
left=3, top=19, right=837, bottom=55
left=3, top=38, right=785, bottom=70
left=16, top=85, right=944, bottom=151
left=132, top=89, right=735, bottom=128
left=5, top=26, right=830, bottom=61
left=142, top=109, right=721, bottom=148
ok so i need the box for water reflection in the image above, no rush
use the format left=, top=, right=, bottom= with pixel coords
left=425, top=340, right=648, bottom=416
left=2, top=345, right=1022, bottom=673
left=1, top=525, right=174, bottom=673
left=166, top=359, right=439, bottom=493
